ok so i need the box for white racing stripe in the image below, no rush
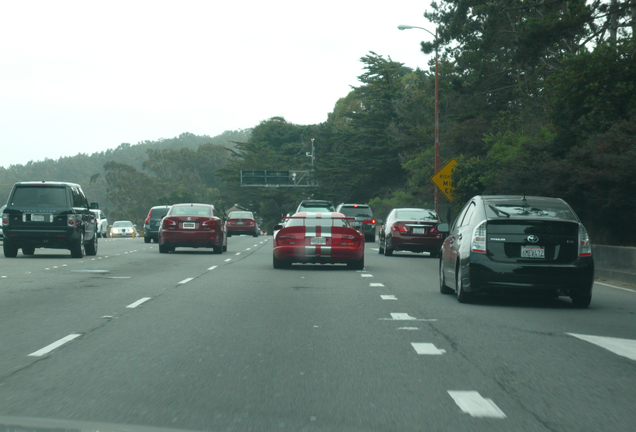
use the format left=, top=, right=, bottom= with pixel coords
left=126, top=297, right=151, bottom=308
left=447, top=391, right=506, bottom=418
left=28, top=334, right=81, bottom=357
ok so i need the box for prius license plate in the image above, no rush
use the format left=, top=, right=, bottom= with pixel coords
left=521, top=245, right=545, bottom=258
left=311, top=237, right=327, bottom=245
left=412, top=227, right=426, bottom=234
left=183, top=222, right=196, bottom=229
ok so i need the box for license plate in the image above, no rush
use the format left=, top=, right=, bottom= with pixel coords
left=521, top=245, right=545, bottom=258
left=237, top=221, right=244, bottom=225
left=183, top=222, right=196, bottom=229
left=31, top=214, right=46, bottom=222
left=412, top=227, right=426, bottom=234
left=311, top=237, right=327, bottom=245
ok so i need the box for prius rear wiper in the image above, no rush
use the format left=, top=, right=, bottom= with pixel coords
left=489, top=205, right=510, bottom=218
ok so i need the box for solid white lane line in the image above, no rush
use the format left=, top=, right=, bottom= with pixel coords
left=178, top=278, right=194, bottom=285
left=126, top=297, right=151, bottom=308
left=207, top=266, right=218, bottom=271
left=381, top=295, right=397, bottom=300
left=595, top=281, right=636, bottom=293
left=447, top=391, right=506, bottom=419
left=567, top=333, right=636, bottom=361
left=411, top=343, right=446, bottom=355
left=28, top=334, right=81, bottom=357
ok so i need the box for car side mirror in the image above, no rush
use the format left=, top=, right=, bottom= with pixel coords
left=436, top=222, right=450, bottom=233
left=90, top=202, right=99, bottom=209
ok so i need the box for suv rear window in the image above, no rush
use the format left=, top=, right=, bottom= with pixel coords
left=150, top=207, right=170, bottom=219
left=10, top=186, right=68, bottom=207
left=339, top=206, right=373, bottom=217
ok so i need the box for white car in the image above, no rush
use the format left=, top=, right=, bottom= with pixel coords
left=90, top=209, right=109, bottom=238
left=109, top=220, right=136, bottom=238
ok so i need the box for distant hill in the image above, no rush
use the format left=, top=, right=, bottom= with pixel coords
left=0, top=129, right=251, bottom=208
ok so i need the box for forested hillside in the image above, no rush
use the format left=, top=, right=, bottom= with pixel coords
left=0, top=130, right=250, bottom=218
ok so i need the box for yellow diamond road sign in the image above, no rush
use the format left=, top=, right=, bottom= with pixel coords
left=430, top=158, right=458, bottom=202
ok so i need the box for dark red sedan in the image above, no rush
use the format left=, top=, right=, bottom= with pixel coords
left=158, top=203, right=226, bottom=254
left=272, top=212, right=365, bottom=269
left=226, top=211, right=259, bottom=237
left=378, top=208, right=446, bottom=257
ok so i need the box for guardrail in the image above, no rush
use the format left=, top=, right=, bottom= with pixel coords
left=593, top=245, right=636, bottom=286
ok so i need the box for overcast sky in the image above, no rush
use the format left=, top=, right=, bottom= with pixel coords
left=0, top=1, right=436, bottom=168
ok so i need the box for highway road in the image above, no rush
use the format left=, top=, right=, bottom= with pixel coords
left=1, top=235, right=635, bottom=431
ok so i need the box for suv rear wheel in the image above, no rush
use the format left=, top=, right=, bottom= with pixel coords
left=71, top=232, right=85, bottom=258
left=85, top=233, right=98, bottom=256
left=3, top=241, right=18, bottom=258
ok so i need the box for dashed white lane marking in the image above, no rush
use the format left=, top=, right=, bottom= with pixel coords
left=126, top=297, right=151, bottom=308
left=235, top=252, right=241, bottom=256
left=411, top=343, right=446, bottom=355
left=595, top=281, right=636, bottom=293
left=398, top=327, right=419, bottom=331
left=378, top=313, right=437, bottom=322
left=108, top=277, right=131, bottom=279
left=71, top=270, right=108, bottom=273
left=447, top=391, right=506, bottom=419
left=370, top=283, right=385, bottom=287
left=361, top=274, right=373, bottom=278
left=28, top=334, right=81, bottom=357
left=246, top=248, right=252, bottom=251
left=224, top=258, right=232, bottom=262
left=567, top=333, right=636, bottom=361
left=207, top=266, right=218, bottom=271
left=381, top=295, right=397, bottom=300
left=178, top=278, right=194, bottom=285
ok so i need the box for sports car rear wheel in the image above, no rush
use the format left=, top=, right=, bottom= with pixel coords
left=273, top=256, right=291, bottom=269
left=347, top=256, right=364, bottom=270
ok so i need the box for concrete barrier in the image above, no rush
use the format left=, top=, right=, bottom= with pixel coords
left=593, top=245, right=636, bottom=286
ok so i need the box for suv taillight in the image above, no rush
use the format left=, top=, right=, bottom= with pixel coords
left=363, top=219, right=376, bottom=225
left=145, top=216, right=151, bottom=225
left=578, top=224, right=592, bottom=257
left=67, top=214, right=81, bottom=227
left=471, top=221, right=487, bottom=253
left=2, top=214, right=8, bottom=226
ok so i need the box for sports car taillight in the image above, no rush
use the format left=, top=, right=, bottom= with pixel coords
left=163, top=218, right=178, bottom=229
left=578, top=224, right=592, bottom=257
left=341, top=234, right=360, bottom=246
left=471, top=221, right=487, bottom=253
left=277, top=235, right=296, bottom=245
left=391, top=224, right=408, bottom=233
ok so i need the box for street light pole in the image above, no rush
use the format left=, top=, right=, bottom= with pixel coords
left=398, top=24, right=439, bottom=214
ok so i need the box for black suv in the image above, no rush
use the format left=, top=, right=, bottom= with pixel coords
left=2, top=181, right=99, bottom=258
left=336, top=203, right=376, bottom=242
left=143, top=205, right=172, bottom=243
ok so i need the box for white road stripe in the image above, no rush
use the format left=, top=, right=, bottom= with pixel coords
left=381, top=295, right=397, bottom=300
left=411, top=343, right=446, bottom=355
left=361, top=274, right=373, bottom=278
left=178, top=278, right=194, bottom=284
left=126, top=297, right=151, bottom=308
left=224, top=258, right=232, bottom=262
left=447, top=391, right=506, bottom=419
left=567, top=333, right=636, bottom=361
left=370, top=283, right=385, bottom=287
left=207, top=266, right=218, bottom=271
left=595, top=281, right=636, bottom=293
left=28, top=334, right=81, bottom=357
left=378, top=313, right=438, bottom=322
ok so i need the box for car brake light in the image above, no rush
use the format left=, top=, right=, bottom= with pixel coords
left=67, top=214, right=80, bottom=227
left=471, top=221, right=487, bottom=253
left=578, top=224, right=592, bottom=257
left=163, top=218, right=178, bottom=229
left=145, top=216, right=150, bottom=225
left=278, top=235, right=296, bottom=245
left=341, top=234, right=360, bottom=246
left=201, top=220, right=216, bottom=230
left=430, top=226, right=439, bottom=234
left=363, top=219, right=375, bottom=225
left=2, top=215, right=8, bottom=226
left=391, top=224, right=408, bottom=233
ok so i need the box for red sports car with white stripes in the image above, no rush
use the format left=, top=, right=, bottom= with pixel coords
left=272, top=212, right=365, bottom=269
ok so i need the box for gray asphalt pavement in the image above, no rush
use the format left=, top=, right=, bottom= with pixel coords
left=1, top=236, right=635, bottom=431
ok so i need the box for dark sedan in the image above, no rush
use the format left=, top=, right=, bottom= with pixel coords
left=158, top=203, right=226, bottom=254
left=438, top=195, right=594, bottom=307
left=379, top=208, right=446, bottom=257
